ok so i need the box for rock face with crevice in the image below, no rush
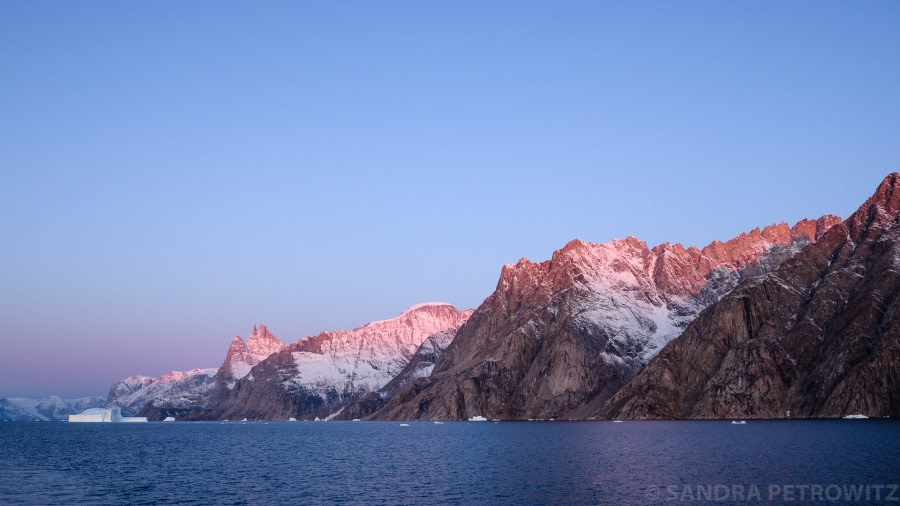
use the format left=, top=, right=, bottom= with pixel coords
left=602, top=173, right=900, bottom=419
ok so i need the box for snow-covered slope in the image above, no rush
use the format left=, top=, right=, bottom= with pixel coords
left=109, top=324, right=287, bottom=416
left=337, top=327, right=460, bottom=420
left=107, top=368, right=217, bottom=416
left=206, top=303, right=474, bottom=420
left=285, top=303, right=474, bottom=396
left=373, top=217, right=842, bottom=420
left=0, top=396, right=106, bottom=421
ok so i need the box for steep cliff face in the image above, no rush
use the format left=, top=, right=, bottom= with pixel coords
left=216, top=324, right=286, bottom=387
left=373, top=217, right=840, bottom=421
left=191, top=303, right=473, bottom=421
left=603, top=173, right=900, bottom=419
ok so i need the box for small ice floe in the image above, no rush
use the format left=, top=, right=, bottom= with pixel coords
left=731, top=420, right=747, bottom=424
left=842, top=414, right=868, bottom=419
left=433, top=421, right=444, bottom=425
left=400, top=423, right=410, bottom=427
left=163, top=417, right=175, bottom=422
left=241, top=418, right=248, bottom=422
left=468, top=415, right=487, bottom=422
left=288, top=417, right=297, bottom=422
left=613, top=420, right=624, bottom=423
left=352, top=419, right=361, bottom=422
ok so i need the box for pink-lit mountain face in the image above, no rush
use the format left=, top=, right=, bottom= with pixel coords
left=200, top=303, right=474, bottom=421
left=107, top=203, right=856, bottom=422
left=110, top=304, right=473, bottom=420
left=373, top=217, right=841, bottom=420
left=217, top=324, right=287, bottom=386
left=603, top=173, right=900, bottom=419
left=107, top=324, right=285, bottom=416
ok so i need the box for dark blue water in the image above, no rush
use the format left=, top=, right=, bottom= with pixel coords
left=1, top=420, right=899, bottom=504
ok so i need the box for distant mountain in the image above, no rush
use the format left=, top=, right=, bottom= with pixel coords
left=373, top=217, right=840, bottom=421
left=0, top=396, right=106, bottom=421
left=107, top=368, right=218, bottom=417
left=108, top=324, right=285, bottom=417
left=116, top=304, right=471, bottom=420
left=169, top=303, right=473, bottom=421
left=603, top=173, right=900, bottom=419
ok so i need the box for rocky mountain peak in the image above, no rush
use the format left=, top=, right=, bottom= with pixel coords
left=846, top=172, right=900, bottom=243
left=791, top=215, right=843, bottom=242
left=602, top=173, right=900, bottom=420
left=246, top=323, right=286, bottom=359
left=214, top=325, right=286, bottom=385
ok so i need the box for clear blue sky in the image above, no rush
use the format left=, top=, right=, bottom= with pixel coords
left=1, top=1, right=898, bottom=397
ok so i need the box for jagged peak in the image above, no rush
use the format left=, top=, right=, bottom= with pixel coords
left=872, top=172, right=900, bottom=205
left=846, top=172, right=900, bottom=242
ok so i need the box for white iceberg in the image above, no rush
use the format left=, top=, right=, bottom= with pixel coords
left=68, top=407, right=147, bottom=423
left=468, top=415, right=487, bottom=422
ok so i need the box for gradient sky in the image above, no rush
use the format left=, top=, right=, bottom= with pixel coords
left=1, top=1, right=898, bottom=398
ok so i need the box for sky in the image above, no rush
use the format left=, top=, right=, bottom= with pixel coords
left=1, top=1, right=898, bottom=398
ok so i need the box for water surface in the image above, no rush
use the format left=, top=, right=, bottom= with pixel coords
left=1, top=420, right=898, bottom=504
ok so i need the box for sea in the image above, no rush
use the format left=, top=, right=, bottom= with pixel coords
left=1, top=419, right=898, bottom=505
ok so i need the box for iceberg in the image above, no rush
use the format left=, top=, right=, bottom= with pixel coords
left=468, top=415, right=487, bottom=422
left=68, top=407, right=147, bottom=423
left=163, top=417, right=176, bottom=422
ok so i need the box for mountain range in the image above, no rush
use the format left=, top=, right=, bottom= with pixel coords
left=90, top=173, right=899, bottom=421
left=0, top=396, right=106, bottom=422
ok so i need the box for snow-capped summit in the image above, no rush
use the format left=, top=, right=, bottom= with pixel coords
left=284, top=302, right=474, bottom=396
left=206, top=303, right=474, bottom=421
left=217, top=324, right=286, bottom=386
